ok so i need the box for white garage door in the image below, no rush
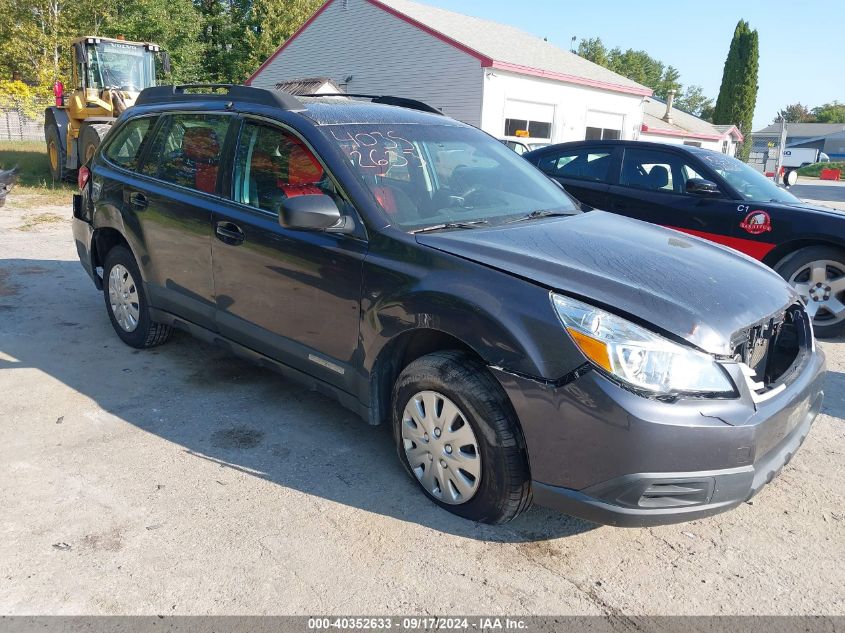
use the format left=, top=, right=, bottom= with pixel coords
left=504, top=100, right=555, bottom=141
left=586, top=110, right=624, bottom=140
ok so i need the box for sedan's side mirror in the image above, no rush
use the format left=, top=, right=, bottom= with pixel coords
left=686, top=178, right=721, bottom=196
left=279, top=194, right=346, bottom=231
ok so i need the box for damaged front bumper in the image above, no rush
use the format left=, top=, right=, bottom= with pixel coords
left=491, top=346, right=826, bottom=527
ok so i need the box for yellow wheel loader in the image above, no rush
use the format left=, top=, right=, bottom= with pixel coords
left=44, top=36, right=170, bottom=181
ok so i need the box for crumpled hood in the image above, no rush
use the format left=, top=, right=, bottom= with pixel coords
left=416, top=211, right=798, bottom=355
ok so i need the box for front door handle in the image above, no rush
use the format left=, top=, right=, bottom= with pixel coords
left=215, top=221, right=245, bottom=245
left=128, top=191, right=147, bottom=209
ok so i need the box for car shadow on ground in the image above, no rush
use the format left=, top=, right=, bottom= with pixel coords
left=0, top=258, right=601, bottom=542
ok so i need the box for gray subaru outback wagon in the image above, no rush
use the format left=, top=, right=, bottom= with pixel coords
left=72, top=85, right=826, bottom=526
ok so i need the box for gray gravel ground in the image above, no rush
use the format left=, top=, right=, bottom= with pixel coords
left=0, top=199, right=843, bottom=616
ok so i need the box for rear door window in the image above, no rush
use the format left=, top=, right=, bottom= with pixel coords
left=537, top=148, right=612, bottom=182
left=620, top=148, right=704, bottom=195
left=103, top=116, right=155, bottom=171
left=141, top=114, right=231, bottom=194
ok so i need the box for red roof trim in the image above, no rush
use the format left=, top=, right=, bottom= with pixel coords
left=248, top=0, right=652, bottom=98
left=719, top=125, right=744, bottom=142
left=640, top=124, right=722, bottom=142
left=246, top=0, right=336, bottom=85
left=488, top=61, right=653, bottom=96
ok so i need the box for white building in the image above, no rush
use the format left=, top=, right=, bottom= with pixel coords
left=247, top=0, right=652, bottom=145
left=639, top=96, right=743, bottom=155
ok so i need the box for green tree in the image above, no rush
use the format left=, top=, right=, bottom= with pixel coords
left=654, top=65, right=682, bottom=101
left=576, top=38, right=687, bottom=103
left=234, top=0, right=323, bottom=82
left=675, top=85, right=714, bottom=118
left=96, top=0, right=204, bottom=83
left=773, top=103, right=814, bottom=123
left=811, top=101, right=845, bottom=123
left=0, top=0, right=202, bottom=86
left=712, top=20, right=759, bottom=161
left=576, top=37, right=609, bottom=67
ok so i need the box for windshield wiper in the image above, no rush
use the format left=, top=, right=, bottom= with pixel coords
left=410, top=220, right=489, bottom=234
left=503, top=209, right=573, bottom=224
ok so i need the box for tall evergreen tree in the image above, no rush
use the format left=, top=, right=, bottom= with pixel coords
left=712, top=20, right=759, bottom=161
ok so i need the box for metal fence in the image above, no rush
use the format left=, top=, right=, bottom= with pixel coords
left=747, top=135, right=782, bottom=175
left=0, top=96, right=53, bottom=142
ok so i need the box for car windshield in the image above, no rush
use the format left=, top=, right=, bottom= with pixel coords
left=320, top=123, right=579, bottom=230
left=699, top=152, right=801, bottom=204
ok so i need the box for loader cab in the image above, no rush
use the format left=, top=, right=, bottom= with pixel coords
left=73, top=38, right=159, bottom=95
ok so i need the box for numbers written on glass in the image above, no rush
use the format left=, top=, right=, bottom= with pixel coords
left=330, top=129, right=426, bottom=171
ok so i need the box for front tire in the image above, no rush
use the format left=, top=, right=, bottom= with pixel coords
left=102, top=245, right=172, bottom=348
left=392, top=350, right=531, bottom=524
left=776, top=245, right=845, bottom=338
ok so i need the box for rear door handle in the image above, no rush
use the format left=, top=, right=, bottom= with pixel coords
left=215, top=221, right=245, bottom=245
left=128, top=191, right=147, bottom=209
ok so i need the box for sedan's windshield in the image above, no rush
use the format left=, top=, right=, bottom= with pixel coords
left=699, top=152, right=801, bottom=204
left=321, top=123, right=579, bottom=230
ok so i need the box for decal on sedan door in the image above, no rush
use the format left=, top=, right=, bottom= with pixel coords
left=739, top=211, right=772, bottom=235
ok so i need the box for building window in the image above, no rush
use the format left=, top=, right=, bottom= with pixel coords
left=683, top=141, right=702, bottom=148
left=722, top=140, right=729, bottom=154
left=505, top=118, right=552, bottom=140
left=585, top=127, right=620, bottom=141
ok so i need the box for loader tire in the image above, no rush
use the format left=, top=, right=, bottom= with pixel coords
left=45, top=123, right=69, bottom=182
left=81, top=123, right=111, bottom=166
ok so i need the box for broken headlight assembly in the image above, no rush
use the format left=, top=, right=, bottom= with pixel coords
left=552, top=293, right=736, bottom=397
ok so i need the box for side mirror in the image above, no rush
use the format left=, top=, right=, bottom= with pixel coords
left=279, top=194, right=345, bottom=231
left=160, top=51, right=172, bottom=75
left=686, top=178, right=721, bottom=196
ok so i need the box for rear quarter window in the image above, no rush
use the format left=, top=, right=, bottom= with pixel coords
left=538, top=149, right=612, bottom=182
left=103, top=116, right=155, bottom=171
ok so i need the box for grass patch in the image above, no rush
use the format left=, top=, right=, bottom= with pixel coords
left=0, top=140, right=75, bottom=207
left=17, top=212, right=67, bottom=231
left=797, top=161, right=845, bottom=177
left=8, top=186, right=73, bottom=208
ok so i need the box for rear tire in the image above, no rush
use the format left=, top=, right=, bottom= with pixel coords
left=775, top=245, right=845, bottom=338
left=102, top=245, right=172, bottom=349
left=80, top=123, right=111, bottom=166
left=392, top=350, right=532, bottom=524
left=45, top=123, right=69, bottom=182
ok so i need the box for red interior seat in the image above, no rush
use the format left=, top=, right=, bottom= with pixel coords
left=182, top=127, right=220, bottom=194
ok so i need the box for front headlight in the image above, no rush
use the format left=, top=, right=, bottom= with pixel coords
left=552, top=294, right=735, bottom=397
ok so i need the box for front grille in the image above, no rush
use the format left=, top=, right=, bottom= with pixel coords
left=732, top=303, right=810, bottom=391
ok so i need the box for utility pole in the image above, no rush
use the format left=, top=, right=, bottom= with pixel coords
left=773, top=118, right=788, bottom=184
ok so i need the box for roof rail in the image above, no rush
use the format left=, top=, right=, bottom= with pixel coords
left=135, top=84, right=304, bottom=111
left=300, top=93, right=443, bottom=116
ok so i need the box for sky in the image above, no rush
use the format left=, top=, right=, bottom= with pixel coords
left=417, top=0, right=844, bottom=131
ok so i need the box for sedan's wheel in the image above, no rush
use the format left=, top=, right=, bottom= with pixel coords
left=102, top=245, right=172, bottom=349
left=776, top=246, right=845, bottom=338
left=401, top=390, right=482, bottom=504
left=392, top=350, right=532, bottom=524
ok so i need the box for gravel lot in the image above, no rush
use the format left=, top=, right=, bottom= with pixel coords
left=0, top=196, right=843, bottom=616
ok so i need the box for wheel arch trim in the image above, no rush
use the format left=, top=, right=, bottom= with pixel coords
left=765, top=238, right=845, bottom=269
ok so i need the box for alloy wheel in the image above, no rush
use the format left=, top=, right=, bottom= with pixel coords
left=789, top=259, right=845, bottom=326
